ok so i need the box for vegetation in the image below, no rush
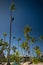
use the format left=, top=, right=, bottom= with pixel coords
left=0, top=25, right=43, bottom=64
left=0, top=38, right=8, bottom=63
left=32, top=57, right=39, bottom=64
left=34, top=46, right=41, bottom=58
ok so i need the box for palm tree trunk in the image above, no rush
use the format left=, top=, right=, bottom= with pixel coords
left=28, top=40, right=32, bottom=62
left=18, top=41, right=19, bottom=51
left=7, top=11, right=12, bottom=65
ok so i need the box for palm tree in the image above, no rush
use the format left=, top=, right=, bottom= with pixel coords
left=0, top=39, right=8, bottom=63
left=34, top=46, right=41, bottom=58
left=39, top=36, right=43, bottom=56
left=7, top=1, right=15, bottom=65
left=40, top=36, right=43, bottom=44
left=31, top=37, right=37, bottom=43
left=21, top=41, right=28, bottom=56
left=40, top=36, right=43, bottom=40
left=14, top=51, right=20, bottom=64
left=24, top=25, right=32, bottom=37
left=31, top=37, right=37, bottom=57
left=17, top=38, right=21, bottom=51
left=0, top=39, right=3, bottom=63
left=24, top=25, right=32, bottom=62
left=26, top=35, right=32, bottom=41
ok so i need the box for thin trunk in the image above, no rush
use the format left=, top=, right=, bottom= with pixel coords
left=31, top=44, right=34, bottom=57
left=4, top=36, right=5, bottom=43
left=7, top=11, right=12, bottom=65
left=18, top=41, right=19, bottom=51
left=28, top=40, right=32, bottom=62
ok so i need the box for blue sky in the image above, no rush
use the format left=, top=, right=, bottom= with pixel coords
left=0, top=0, right=43, bottom=56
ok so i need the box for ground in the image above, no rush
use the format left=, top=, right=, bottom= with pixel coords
left=21, top=62, right=43, bottom=65
left=4, top=62, right=43, bottom=65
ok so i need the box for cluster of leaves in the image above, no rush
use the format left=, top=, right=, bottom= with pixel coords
left=0, top=25, right=43, bottom=64
left=0, top=38, right=8, bottom=62
left=34, top=46, right=41, bottom=58
left=13, top=51, right=21, bottom=64
left=32, top=57, right=39, bottom=64
left=38, top=55, right=43, bottom=62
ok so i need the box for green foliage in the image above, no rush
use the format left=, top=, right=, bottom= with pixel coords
left=31, top=37, right=37, bottom=43
left=14, top=51, right=21, bottom=64
left=21, top=41, right=28, bottom=50
left=24, top=25, right=31, bottom=33
left=0, top=25, right=43, bottom=64
left=0, top=39, right=2, bottom=46
left=34, top=46, right=41, bottom=58
left=17, top=38, right=21, bottom=41
left=10, top=54, right=15, bottom=62
left=40, top=55, right=43, bottom=62
left=2, top=58, right=7, bottom=62
left=10, top=2, right=15, bottom=11
left=26, top=35, right=32, bottom=41
left=24, top=25, right=32, bottom=37
left=0, top=38, right=8, bottom=62
left=32, top=57, right=39, bottom=64
left=12, top=46, right=17, bottom=52
left=40, top=36, right=43, bottom=40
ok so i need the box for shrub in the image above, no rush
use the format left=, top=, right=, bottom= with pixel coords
left=32, top=57, right=39, bottom=64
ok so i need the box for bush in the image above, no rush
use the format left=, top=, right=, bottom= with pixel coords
left=32, top=57, right=39, bottom=64
left=40, top=58, right=43, bottom=62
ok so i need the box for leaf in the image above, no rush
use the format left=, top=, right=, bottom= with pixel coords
left=40, top=36, right=43, bottom=40
left=31, top=37, right=37, bottom=43
left=10, top=2, right=15, bottom=11
left=24, top=25, right=32, bottom=34
left=26, top=34, right=32, bottom=41
left=17, top=38, right=21, bottom=41
left=21, top=41, right=28, bottom=50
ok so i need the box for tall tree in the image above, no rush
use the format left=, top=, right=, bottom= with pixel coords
left=7, top=1, right=15, bottom=65
left=14, top=51, right=20, bottom=64
left=0, top=39, right=8, bottom=63
left=34, top=46, right=41, bottom=58
left=24, top=25, right=32, bottom=62
left=40, top=36, right=43, bottom=40
left=24, top=25, right=31, bottom=37
left=31, top=37, right=37, bottom=57
left=21, top=41, right=28, bottom=56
